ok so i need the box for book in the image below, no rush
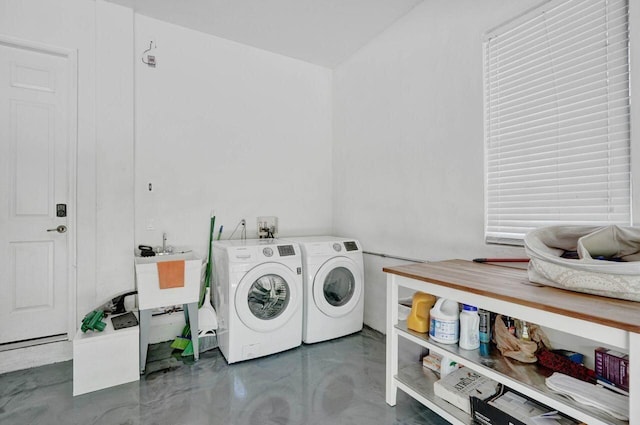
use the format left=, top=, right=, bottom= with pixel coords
left=596, top=378, right=630, bottom=396
left=433, top=367, right=499, bottom=414
left=595, top=347, right=629, bottom=391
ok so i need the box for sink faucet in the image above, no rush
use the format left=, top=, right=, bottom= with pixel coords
left=162, top=232, right=167, bottom=253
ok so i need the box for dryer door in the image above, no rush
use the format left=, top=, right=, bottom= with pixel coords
left=235, top=263, right=300, bottom=332
left=313, top=258, right=362, bottom=318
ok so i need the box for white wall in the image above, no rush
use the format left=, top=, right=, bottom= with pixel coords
left=332, top=0, right=564, bottom=332
left=95, top=1, right=135, bottom=304
left=134, top=15, right=333, bottom=257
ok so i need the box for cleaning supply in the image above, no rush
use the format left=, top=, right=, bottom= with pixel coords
left=170, top=325, right=198, bottom=357
left=198, top=287, right=218, bottom=332
left=173, top=210, right=218, bottom=354
left=439, top=356, right=460, bottom=377
left=179, top=210, right=219, bottom=356
left=197, top=286, right=218, bottom=354
left=429, top=298, right=459, bottom=344
left=478, top=309, right=491, bottom=343
left=199, top=211, right=218, bottom=353
left=459, top=304, right=480, bottom=350
left=406, top=292, right=436, bottom=333
left=170, top=334, right=191, bottom=351
left=203, top=211, right=216, bottom=305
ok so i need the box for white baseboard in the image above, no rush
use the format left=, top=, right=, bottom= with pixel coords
left=0, top=340, right=72, bottom=374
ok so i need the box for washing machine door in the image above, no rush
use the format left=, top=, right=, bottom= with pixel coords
left=313, top=257, right=362, bottom=318
left=235, top=262, right=299, bottom=332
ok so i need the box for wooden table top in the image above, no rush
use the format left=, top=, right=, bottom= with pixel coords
left=383, top=259, right=640, bottom=333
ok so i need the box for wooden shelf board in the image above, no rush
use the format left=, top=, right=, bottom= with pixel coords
left=384, top=260, right=640, bottom=333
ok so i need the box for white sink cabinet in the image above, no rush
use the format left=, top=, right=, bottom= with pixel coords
left=135, top=253, right=204, bottom=373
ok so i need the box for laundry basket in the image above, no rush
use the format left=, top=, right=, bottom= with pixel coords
left=524, top=225, right=640, bottom=301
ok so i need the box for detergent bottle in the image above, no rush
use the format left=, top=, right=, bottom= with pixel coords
left=406, top=292, right=436, bottom=333
left=429, top=298, right=459, bottom=344
left=459, top=304, right=480, bottom=350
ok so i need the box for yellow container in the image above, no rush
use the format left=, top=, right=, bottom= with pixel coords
left=406, top=292, right=436, bottom=333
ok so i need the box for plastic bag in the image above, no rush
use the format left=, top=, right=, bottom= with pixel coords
left=494, top=315, right=548, bottom=363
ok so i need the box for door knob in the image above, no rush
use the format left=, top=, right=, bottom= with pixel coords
left=47, top=225, right=67, bottom=233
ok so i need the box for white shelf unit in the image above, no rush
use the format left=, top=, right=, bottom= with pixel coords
left=385, top=260, right=639, bottom=425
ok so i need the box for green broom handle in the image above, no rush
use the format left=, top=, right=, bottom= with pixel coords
left=205, top=215, right=215, bottom=289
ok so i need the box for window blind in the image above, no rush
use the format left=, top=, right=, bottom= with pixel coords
left=484, top=0, right=631, bottom=245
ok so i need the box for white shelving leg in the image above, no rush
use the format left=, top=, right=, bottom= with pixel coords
left=138, top=309, right=152, bottom=374
left=630, top=331, right=639, bottom=423
left=386, top=274, right=399, bottom=406
left=185, top=302, right=199, bottom=361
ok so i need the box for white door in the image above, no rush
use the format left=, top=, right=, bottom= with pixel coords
left=0, top=39, right=75, bottom=345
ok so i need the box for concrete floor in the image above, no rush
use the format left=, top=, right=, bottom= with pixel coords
left=0, top=327, right=448, bottom=425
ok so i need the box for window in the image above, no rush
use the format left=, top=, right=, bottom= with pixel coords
left=484, top=0, right=631, bottom=245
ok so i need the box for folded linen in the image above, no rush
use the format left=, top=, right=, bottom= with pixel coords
left=545, top=372, right=628, bottom=421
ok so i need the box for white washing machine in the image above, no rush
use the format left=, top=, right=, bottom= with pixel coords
left=282, top=236, right=364, bottom=344
left=212, top=239, right=303, bottom=363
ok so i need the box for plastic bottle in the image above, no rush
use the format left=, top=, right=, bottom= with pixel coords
left=440, top=356, right=459, bottom=377
left=516, top=319, right=531, bottom=341
left=478, top=309, right=491, bottom=343
left=429, top=298, right=459, bottom=344
left=406, top=292, right=437, bottom=333
left=503, top=316, right=516, bottom=336
left=459, top=304, right=480, bottom=350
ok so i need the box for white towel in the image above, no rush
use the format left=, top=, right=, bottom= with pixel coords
left=545, top=372, right=629, bottom=421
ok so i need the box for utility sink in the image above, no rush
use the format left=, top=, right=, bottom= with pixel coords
left=134, top=252, right=203, bottom=310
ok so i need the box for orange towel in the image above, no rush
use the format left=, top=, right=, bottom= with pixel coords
left=157, top=260, right=185, bottom=289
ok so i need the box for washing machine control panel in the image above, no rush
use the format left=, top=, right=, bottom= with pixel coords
left=344, top=241, right=359, bottom=251
left=262, top=247, right=274, bottom=257
left=277, top=245, right=296, bottom=256
left=332, top=243, right=342, bottom=252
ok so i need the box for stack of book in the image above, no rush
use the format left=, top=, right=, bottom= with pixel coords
left=433, top=367, right=499, bottom=414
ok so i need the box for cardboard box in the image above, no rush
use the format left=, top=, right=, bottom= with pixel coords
left=422, top=352, right=442, bottom=373
left=595, top=347, right=629, bottom=391
left=433, top=367, right=499, bottom=414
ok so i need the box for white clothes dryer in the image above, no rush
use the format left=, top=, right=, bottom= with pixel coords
left=212, top=239, right=302, bottom=363
left=282, top=236, right=364, bottom=344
